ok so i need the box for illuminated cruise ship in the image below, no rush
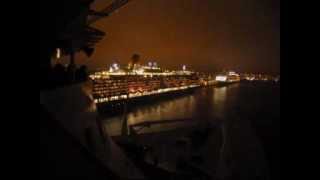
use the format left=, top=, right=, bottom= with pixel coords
left=90, top=63, right=200, bottom=112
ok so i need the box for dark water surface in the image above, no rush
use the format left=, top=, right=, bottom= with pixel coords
left=101, top=82, right=280, bottom=179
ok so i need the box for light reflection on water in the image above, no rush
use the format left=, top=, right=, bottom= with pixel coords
left=102, top=84, right=241, bottom=136
left=101, top=82, right=279, bottom=179
left=212, top=87, right=226, bottom=119
left=104, top=95, right=197, bottom=136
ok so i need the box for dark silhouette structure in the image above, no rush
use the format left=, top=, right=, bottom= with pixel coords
left=40, top=105, right=120, bottom=179
left=40, top=0, right=108, bottom=89
left=128, top=53, right=141, bottom=70
left=75, top=65, right=89, bottom=82
left=52, top=64, right=67, bottom=86
left=39, top=1, right=130, bottom=179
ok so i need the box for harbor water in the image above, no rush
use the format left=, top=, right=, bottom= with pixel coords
left=100, top=81, right=280, bottom=179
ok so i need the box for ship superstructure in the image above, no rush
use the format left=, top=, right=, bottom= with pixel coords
left=90, top=64, right=200, bottom=105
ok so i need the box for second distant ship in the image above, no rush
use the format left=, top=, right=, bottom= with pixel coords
left=215, top=71, right=241, bottom=86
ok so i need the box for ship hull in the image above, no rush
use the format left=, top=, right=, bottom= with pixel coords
left=96, top=87, right=198, bottom=115
left=215, top=81, right=240, bottom=87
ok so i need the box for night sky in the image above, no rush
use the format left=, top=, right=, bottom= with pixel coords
left=68, top=0, right=280, bottom=74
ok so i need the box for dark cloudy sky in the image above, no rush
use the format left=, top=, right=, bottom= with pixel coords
left=72, top=0, right=279, bottom=74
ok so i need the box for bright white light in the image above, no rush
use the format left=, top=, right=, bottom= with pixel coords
left=148, top=62, right=152, bottom=67
left=182, top=65, right=186, bottom=71
left=56, top=48, right=61, bottom=59
left=112, top=63, right=119, bottom=70
left=216, top=75, right=227, bottom=82
left=135, top=68, right=145, bottom=74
